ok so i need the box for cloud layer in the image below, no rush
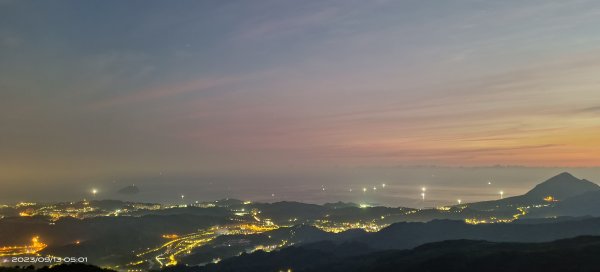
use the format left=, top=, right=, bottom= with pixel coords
left=2, top=0, right=600, bottom=185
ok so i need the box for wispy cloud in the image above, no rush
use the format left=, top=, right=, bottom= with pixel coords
left=4, top=0, right=600, bottom=185
left=577, top=106, right=600, bottom=114
left=89, top=77, right=228, bottom=109
left=233, top=7, right=340, bottom=41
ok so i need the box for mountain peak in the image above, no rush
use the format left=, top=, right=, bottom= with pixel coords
left=525, top=172, right=599, bottom=200
left=550, top=172, right=577, bottom=180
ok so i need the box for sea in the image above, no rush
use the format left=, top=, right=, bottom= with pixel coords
left=3, top=167, right=600, bottom=208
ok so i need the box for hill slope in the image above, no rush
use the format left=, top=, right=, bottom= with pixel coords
left=466, top=172, right=599, bottom=211
left=524, top=172, right=599, bottom=200
left=162, top=236, right=600, bottom=272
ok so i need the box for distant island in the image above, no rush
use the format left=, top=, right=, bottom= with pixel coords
left=2, top=172, right=600, bottom=271
left=118, top=185, right=140, bottom=195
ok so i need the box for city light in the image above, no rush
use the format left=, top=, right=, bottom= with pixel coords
left=0, top=236, right=47, bottom=257
left=135, top=219, right=280, bottom=267
left=0, top=173, right=569, bottom=269
left=2, top=172, right=580, bottom=270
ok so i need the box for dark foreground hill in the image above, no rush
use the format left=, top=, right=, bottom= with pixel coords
left=161, top=236, right=600, bottom=272
left=356, top=217, right=600, bottom=249
left=177, top=216, right=600, bottom=266
left=0, top=264, right=115, bottom=272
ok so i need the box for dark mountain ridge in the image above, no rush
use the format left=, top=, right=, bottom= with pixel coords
left=465, top=172, right=599, bottom=211
left=162, top=236, right=600, bottom=272
left=524, top=172, right=599, bottom=199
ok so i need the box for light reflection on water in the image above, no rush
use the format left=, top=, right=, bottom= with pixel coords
left=4, top=167, right=600, bottom=208
left=99, top=167, right=600, bottom=208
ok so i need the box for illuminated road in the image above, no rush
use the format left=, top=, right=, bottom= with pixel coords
left=132, top=223, right=278, bottom=268
left=0, top=236, right=47, bottom=257
left=134, top=229, right=217, bottom=267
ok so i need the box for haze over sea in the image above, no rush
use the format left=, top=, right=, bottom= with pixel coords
left=4, top=167, right=600, bottom=208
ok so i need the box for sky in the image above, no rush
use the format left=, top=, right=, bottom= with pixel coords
left=2, top=0, right=600, bottom=196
